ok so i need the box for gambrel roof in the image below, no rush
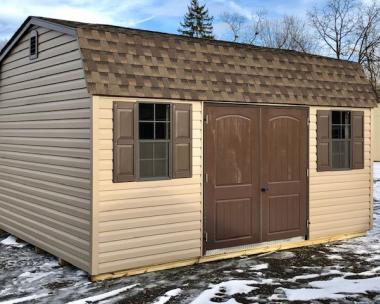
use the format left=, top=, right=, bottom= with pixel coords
left=1, top=16, right=377, bottom=107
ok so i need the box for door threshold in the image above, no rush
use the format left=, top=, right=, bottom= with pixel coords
left=205, top=236, right=305, bottom=257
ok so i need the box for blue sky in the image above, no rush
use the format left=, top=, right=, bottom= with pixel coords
left=0, top=0, right=318, bottom=41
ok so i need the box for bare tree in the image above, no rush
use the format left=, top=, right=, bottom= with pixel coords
left=220, top=11, right=316, bottom=53
left=220, top=12, right=247, bottom=42
left=308, top=0, right=380, bottom=89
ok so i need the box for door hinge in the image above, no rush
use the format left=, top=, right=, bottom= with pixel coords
left=204, top=114, right=209, bottom=124
left=306, top=168, right=309, bottom=177
left=307, top=116, right=310, bottom=126
left=306, top=220, right=310, bottom=228
left=204, top=232, right=208, bottom=243
left=205, top=173, right=209, bottom=183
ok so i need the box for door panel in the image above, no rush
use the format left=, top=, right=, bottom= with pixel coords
left=261, top=107, right=307, bottom=241
left=204, top=105, right=308, bottom=251
left=205, top=106, right=260, bottom=250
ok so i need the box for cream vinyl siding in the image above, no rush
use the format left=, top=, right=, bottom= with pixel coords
left=92, top=96, right=203, bottom=275
left=374, top=105, right=380, bottom=161
left=309, top=107, right=373, bottom=239
left=0, top=26, right=92, bottom=271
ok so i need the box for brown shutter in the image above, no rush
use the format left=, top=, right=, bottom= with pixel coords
left=351, top=111, right=364, bottom=169
left=317, top=110, right=332, bottom=171
left=113, top=102, right=137, bottom=182
left=172, top=103, right=192, bottom=178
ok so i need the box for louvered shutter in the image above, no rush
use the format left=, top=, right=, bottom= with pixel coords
left=317, top=110, right=332, bottom=171
left=351, top=111, right=364, bottom=169
left=113, top=102, right=137, bottom=182
left=172, top=104, right=192, bottom=178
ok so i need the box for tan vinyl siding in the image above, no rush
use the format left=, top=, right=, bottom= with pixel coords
left=0, top=26, right=92, bottom=272
left=374, top=105, right=380, bottom=161
left=92, top=96, right=202, bottom=275
left=309, top=107, right=373, bottom=239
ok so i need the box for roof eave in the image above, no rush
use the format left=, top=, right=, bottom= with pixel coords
left=0, top=16, right=77, bottom=63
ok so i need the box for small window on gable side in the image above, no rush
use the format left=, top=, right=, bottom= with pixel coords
left=29, top=30, right=38, bottom=60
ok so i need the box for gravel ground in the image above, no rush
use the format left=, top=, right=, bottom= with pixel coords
left=0, top=164, right=379, bottom=304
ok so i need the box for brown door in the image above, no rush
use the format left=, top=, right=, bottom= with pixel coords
left=261, top=107, right=308, bottom=241
left=204, top=105, right=260, bottom=250
left=204, top=104, right=308, bottom=251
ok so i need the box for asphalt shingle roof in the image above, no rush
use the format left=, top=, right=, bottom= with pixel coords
left=40, top=17, right=378, bottom=107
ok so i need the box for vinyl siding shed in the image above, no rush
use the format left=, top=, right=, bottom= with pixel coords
left=0, top=16, right=377, bottom=279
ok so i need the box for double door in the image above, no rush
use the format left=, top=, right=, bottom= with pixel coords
left=204, top=105, right=308, bottom=250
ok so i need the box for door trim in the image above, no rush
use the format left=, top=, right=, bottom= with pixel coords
left=202, top=102, right=310, bottom=254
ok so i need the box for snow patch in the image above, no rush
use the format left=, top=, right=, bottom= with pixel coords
left=283, top=276, right=380, bottom=301
left=18, top=271, right=51, bottom=283
left=0, top=236, right=26, bottom=248
left=190, top=280, right=258, bottom=304
left=250, top=263, right=268, bottom=271
left=0, top=293, right=49, bottom=304
left=66, top=284, right=138, bottom=304
left=326, top=254, right=343, bottom=260
left=153, top=288, right=182, bottom=304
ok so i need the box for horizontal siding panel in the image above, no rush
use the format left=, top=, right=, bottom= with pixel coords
left=0, top=89, right=89, bottom=108
left=0, top=128, right=90, bottom=138
left=310, top=202, right=370, bottom=216
left=0, top=69, right=85, bottom=93
left=0, top=136, right=90, bottom=148
left=0, top=164, right=90, bottom=189
left=311, top=209, right=370, bottom=224
left=98, top=248, right=200, bottom=274
left=309, top=195, right=370, bottom=208
left=0, top=195, right=89, bottom=238
left=99, top=212, right=201, bottom=233
left=0, top=98, right=90, bottom=115
left=99, top=193, right=201, bottom=211
left=0, top=150, right=90, bottom=167
left=99, top=230, right=200, bottom=253
left=0, top=108, right=90, bottom=122
left=99, top=177, right=202, bottom=191
left=99, top=184, right=201, bottom=201
left=99, top=221, right=201, bottom=243
left=310, top=173, right=370, bottom=185
left=0, top=180, right=90, bottom=210
left=1, top=78, right=87, bottom=101
left=0, top=144, right=90, bottom=158
left=0, top=185, right=90, bottom=218
left=0, top=50, right=82, bottom=81
left=100, top=202, right=201, bottom=222
left=310, top=181, right=370, bottom=193
left=311, top=223, right=370, bottom=239
left=0, top=157, right=90, bottom=179
left=0, top=118, right=90, bottom=129
left=98, top=240, right=200, bottom=264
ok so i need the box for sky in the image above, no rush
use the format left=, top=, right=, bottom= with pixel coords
left=0, top=0, right=318, bottom=41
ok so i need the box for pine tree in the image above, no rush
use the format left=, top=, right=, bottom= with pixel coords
left=178, top=0, right=215, bottom=39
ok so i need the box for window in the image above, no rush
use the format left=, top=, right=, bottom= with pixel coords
left=331, top=111, right=351, bottom=169
left=113, top=101, right=192, bottom=182
left=29, top=30, right=38, bottom=60
left=139, top=103, right=170, bottom=178
left=317, top=110, right=364, bottom=171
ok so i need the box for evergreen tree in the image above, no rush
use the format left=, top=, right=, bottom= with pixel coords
left=178, top=0, right=215, bottom=39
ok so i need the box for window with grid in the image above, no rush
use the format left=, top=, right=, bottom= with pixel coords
left=331, top=111, right=351, bottom=169
left=139, top=103, right=170, bottom=178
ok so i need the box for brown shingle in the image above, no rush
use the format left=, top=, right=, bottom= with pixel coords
left=40, top=17, right=377, bottom=108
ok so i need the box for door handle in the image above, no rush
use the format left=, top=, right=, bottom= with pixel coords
left=261, top=187, right=268, bottom=192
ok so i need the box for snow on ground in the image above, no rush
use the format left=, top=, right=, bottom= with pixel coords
left=0, top=163, right=379, bottom=303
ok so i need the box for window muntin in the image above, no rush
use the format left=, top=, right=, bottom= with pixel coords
left=331, top=111, right=351, bottom=169
left=138, top=103, right=170, bottom=178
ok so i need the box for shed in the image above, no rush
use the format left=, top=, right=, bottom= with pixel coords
left=0, top=16, right=377, bottom=280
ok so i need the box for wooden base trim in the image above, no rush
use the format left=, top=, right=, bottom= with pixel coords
left=91, top=232, right=366, bottom=282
